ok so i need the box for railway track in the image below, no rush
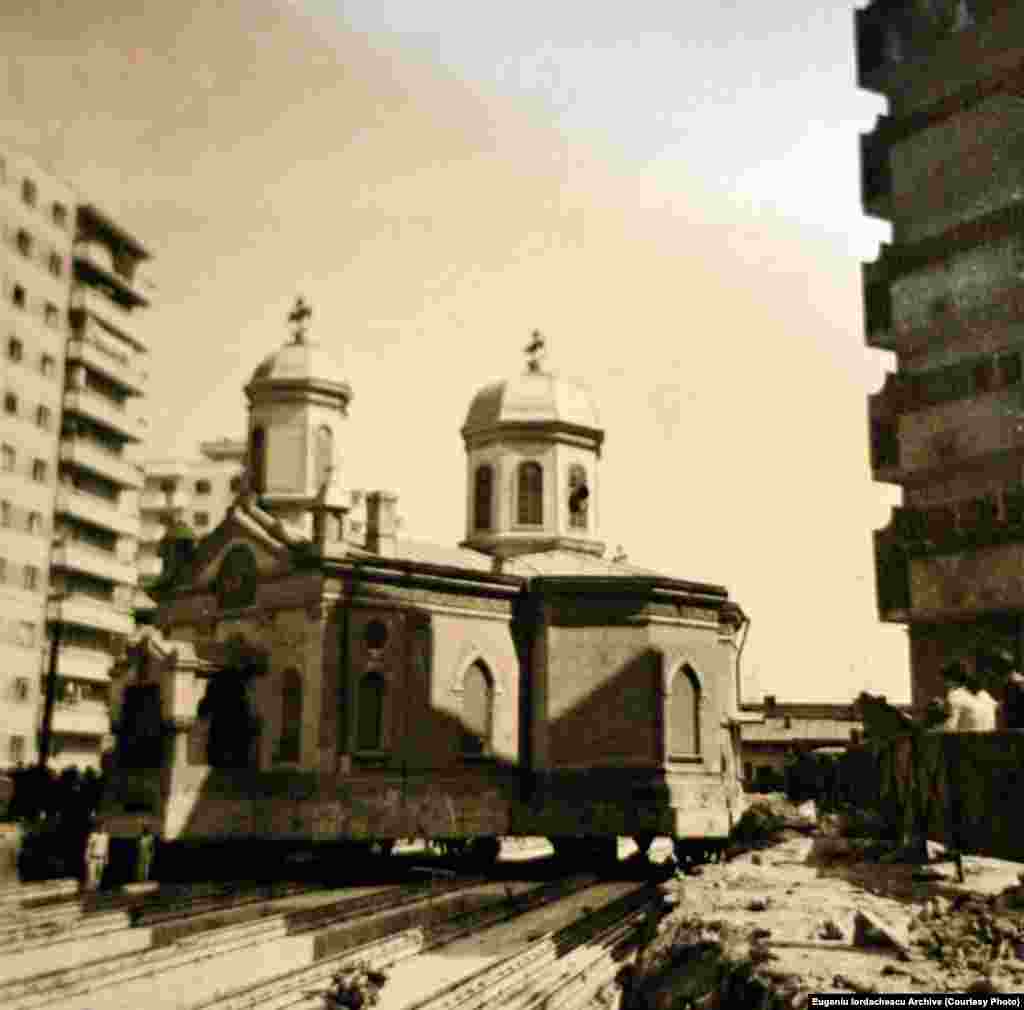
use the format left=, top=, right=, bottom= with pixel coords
left=1, top=876, right=482, bottom=1010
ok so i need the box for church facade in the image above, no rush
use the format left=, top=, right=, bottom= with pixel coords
left=104, top=310, right=749, bottom=861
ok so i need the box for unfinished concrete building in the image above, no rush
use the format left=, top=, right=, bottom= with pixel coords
left=859, top=1, right=1024, bottom=704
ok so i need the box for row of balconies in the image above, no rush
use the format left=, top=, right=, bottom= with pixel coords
left=48, top=594, right=133, bottom=636
left=62, top=386, right=145, bottom=442
left=66, top=327, right=147, bottom=396
left=59, top=435, right=142, bottom=488
left=70, top=288, right=144, bottom=350
left=54, top=486, right=140, bottom=538
left=884, top=490, right=1024, bottom=554
left=72, top=242, right=150, bottom=307
left=50, top=539, right=137, bottom=587
left=870, top=350, right=1023, bottom=418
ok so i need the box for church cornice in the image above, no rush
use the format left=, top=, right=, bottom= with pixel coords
left=461, top=420, right=604, bottom=452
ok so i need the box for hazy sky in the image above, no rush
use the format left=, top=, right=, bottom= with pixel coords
left=1, top=1, right=907, bottom=702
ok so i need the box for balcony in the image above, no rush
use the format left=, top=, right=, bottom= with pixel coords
left=57, top=647, right=114, bottom=683
left=51, top=540, right=138, bottom=587
left=55, top=488, right=141, bottom=539
left=73, top=242, right=149, bottom=307
left=860, top=121, right=893, bottom=219
left=63, top=388, right=144, bottom=442
left=71, top=288, right=145, bottom=350
left=60, top=436, right=143, bottom=489
left=51, top=701, right=110, bottom=738
left=66, top=329, right=146, bottom=395
left=50, top=595, right=134, bottom=636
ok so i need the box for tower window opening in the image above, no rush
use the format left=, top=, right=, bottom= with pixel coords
left=516, top=461, right=543, bottom=526
left=277, top=668, right=303, bottom=763
left=568, top=464, right=589, bottom=530
left=250, top=426, right=266, bottom=494
left=473, top=464, right=493, bottom=531
left=314, top=424, right=333, bottom=491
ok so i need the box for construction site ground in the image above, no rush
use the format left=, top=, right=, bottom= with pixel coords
left=624, top=811, right=1024, bottom=1006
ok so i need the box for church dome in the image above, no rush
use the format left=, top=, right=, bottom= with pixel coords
left=462, top=370, right=601, bottom=437
left=248, top=339, right=349, bottom=393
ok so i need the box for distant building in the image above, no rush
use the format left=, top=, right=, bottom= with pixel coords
left=858, top=3, right=1024, bottom=703
left=139, top=440, right=246, bottom=581
left=0, top=142, right=153, bottom=771
left=739, top=697, right=865, bottom=787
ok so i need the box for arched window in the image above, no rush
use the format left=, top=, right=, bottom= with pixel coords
left=461, top=661, right=494, bottom=755
left=567, top=464, right=589, bottom=530
left=314, top=425, right=333, bottom=490
left=277, top=669, right=303, bottom=763
left=517, top=461, right=543, bottom=526
left=473, top=465, right=493, bottom=531
left=668, top=665, right=701, bottom=758
left=357, top=672, right=385, bottom=752
left=250, top=426, right=266, bottom=494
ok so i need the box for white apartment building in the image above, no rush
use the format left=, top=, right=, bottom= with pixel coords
left=0, top=143, right=153, bottom=772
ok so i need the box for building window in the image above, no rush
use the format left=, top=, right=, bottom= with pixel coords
left=8, top=736, right=25, bottom=764
left=668, top=664, right=701, bottom=758
left=356, top=672, right=385, bottom=752
left=277, top=668, right=303, bottom=763
left=7, top=337, right=21, bottom=363
left=51, top=203, right=67, bottom=228
left=473, top=465, right=493, bottom=531
left=48, top=252, right=62, bottom=278
left=229, top=475, right=242, bottom=493
left=40, top=354, right=54, bottom=378
left=314, top=425, right=333, bottom=490
left=516, top=461, right=543, bottom=526
left=35, top=405, right=51, bottom=430
left=27, top=511, right=41, bottom=535
left=250, top=426, right=266, bottom=494
left=21, top=179, right=36, bottom=207
left=194, top=479, right=211, bottom=495
left=15, top=229, right=32, bottom=257
left=11, top=285, right=25, bottom=310
left=1, top=445, right=13, bottom=471
left=44, top=303, right=59, bottom=328
left=32, top=459, right=47, bottom=483
left=460, top=661, right=494, bottom=756
left=4, top=393, right=17, bottom=416
left=364, top=619, right=389, bottom=652
left=22, top=565, right=38, bottom=591
left=0, top=557, right=6, bottom=582
left=567, top=464, right=589, bottom=530
left=159, top=478, right=177, bottom=496
left=193, top=511, right=209, bottom=528
left=0, top=501, right=10, bottom=527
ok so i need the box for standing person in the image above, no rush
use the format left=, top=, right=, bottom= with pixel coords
left=960, top=669, right=999, bottom=732
left=135, top=827, right=155, bottom=884
left=84, top=820, right=109, bottom=891
left=941, top=661, right=974, bottom=732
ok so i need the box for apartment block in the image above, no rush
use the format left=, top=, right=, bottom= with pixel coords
left=857, top=1, right=1024, bottom=703
left=0, top=142, right=153, bottom=771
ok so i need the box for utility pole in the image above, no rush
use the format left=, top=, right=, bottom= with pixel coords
left=37, top=593, right=64, bottom=771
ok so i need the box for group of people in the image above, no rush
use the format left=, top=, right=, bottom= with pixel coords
left=932, top=648, right=1024, bottom=732
left=82, top=822, right=156, bottom=891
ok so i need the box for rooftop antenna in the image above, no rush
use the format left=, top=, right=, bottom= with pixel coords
left=288, top=295, right=312, bottom=345
left=524, top=329, right=546, bottom=374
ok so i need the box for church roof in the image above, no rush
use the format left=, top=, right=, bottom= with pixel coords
left=503, top=549, right=658, bottom=578
left=462, top=370, right=601, bottom=436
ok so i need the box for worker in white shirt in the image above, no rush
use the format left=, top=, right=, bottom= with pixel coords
left=942, top=661, right=998, bottom=732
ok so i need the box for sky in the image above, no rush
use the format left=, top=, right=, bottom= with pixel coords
left=0, top=0, right=907, bottom=702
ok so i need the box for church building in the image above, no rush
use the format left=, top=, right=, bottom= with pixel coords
left=104, top=302, right=749, bottom=867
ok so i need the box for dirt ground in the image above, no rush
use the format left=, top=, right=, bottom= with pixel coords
left=636, top=829, right=1024, bottom=1003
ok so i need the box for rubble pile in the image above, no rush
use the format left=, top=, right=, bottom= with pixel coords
left=910, top=881, right=1024, bottom=982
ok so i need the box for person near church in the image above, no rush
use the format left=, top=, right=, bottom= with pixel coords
left=941, top=661, right=998, bottom=732
left=136, top=827, right=156, bottom=884
left=84, top=819, right=109, bottom=891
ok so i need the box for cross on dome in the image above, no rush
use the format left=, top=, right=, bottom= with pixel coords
left=524, top=329, right=546, bottom=374
left=288, top=296, right=313, bottom=345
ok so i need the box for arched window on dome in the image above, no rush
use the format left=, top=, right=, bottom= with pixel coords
left=250, top=426, right=266, bottom=494
left=473, top=465, right=494, bottom=531
left=276, top=668, right=303, bottom=763
left=357, top=672, right=386, bottom=752
left=668, top=665, right=701, bottom=759
left=517, top=461, right=543, bottom=526
left=567, top=464, right=589, bottom=531
left=461, top=661, right=494, bottom=756
left=314, top=425, right=334, bottom=491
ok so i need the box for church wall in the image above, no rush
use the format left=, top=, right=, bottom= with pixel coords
left=543, top=619, right=660, bottom=768
left=252, top=402, right=307, bottom=496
